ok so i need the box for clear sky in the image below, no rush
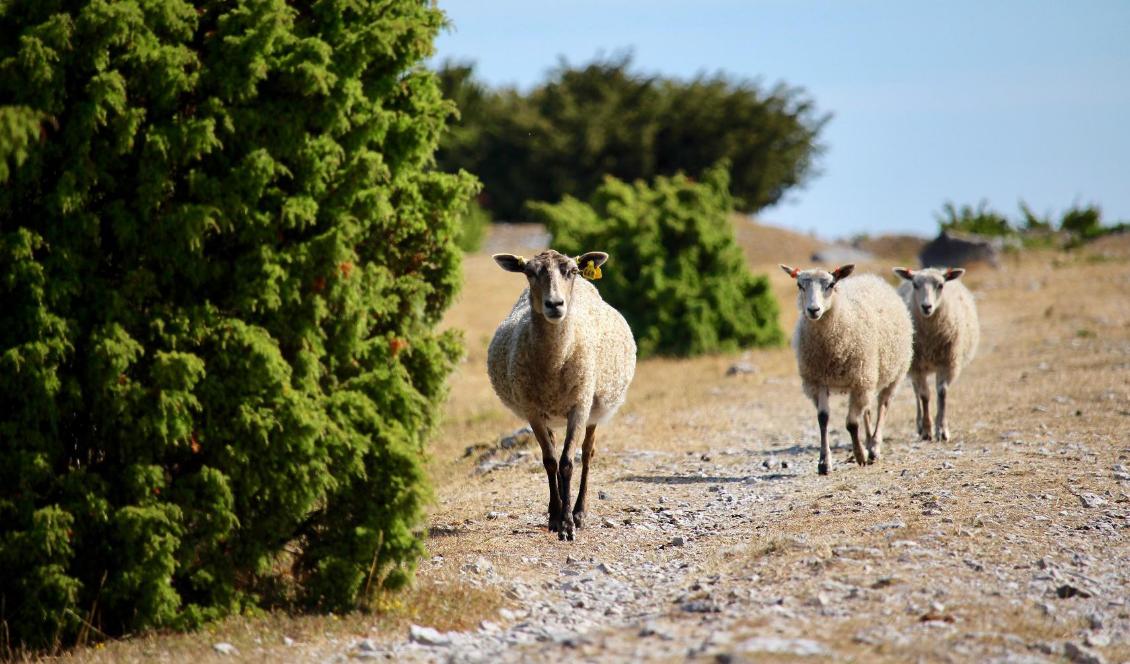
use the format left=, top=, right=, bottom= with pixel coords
left=433, top=0, right=1130, bottom=239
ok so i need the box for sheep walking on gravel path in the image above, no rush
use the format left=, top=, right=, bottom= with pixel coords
left=894, top=267, right=980, bottom=442
left=488, top=250, right=637, bottom=541
left=780, top=264, right=914, bottom=474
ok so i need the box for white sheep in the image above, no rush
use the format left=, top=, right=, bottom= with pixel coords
left=893, top=266, right=979, bottom=442
left=780, top=264, right=914, bottom=474
left=488, top=249, right=636, bottom=541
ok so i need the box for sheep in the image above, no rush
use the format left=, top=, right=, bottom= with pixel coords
left=488, top=249, right=636, bottom=541
left=779, top=264, right=913, bottom=475
left=893, top=266, right=980, bottom=442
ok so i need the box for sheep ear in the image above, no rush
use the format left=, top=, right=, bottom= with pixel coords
left=893, top=267, right=914, bottom=281
left=944, top=267, right=966, bottom=281
left=576, top=251, right=609, bottom=269
left=779, top=264, right=799, bottom=279
left=832, top=264, right=855, bottom=282
left=493, top=254, right=526, bottom=273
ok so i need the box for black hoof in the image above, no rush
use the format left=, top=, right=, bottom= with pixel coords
left=818, top=461, right=829, bottom=475
left=573, top=512, right=585, bottom=530
left=548, top=518, right=561, bottom=533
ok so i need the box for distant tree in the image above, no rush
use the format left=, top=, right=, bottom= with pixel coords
left=435, top=55, right=828, bottom=220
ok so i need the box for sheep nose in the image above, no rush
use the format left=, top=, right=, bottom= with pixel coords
left=806, top=306, right=821, bottom=317
left=921, top=304, right=933, bottom=314
left=544, top=298, right=564, bottom=311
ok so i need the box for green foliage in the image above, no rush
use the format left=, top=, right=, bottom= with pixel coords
left=936, top=201, right=1013, bottom=236
left=936, top=200, right=1126, bottom=248
left=436, top=55, right=828, bottom=220
left=455, top=201, right=490, bottom=252
left=0, top=0, right=475, bottom=651
left=533, top=164, right=784, bottom=357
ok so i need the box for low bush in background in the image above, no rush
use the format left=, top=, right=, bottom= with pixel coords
left=937, top=200, right=1127, bottom=248
left=532, top=164, right=784, bottom=357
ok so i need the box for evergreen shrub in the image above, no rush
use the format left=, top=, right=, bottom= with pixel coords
left=0, top=0, right=475, bottom=649
left=532, top=164, right=784, bottom=358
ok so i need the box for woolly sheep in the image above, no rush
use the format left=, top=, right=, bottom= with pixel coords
left=488, top=250, right=636, bottom=541
left=893, top=266, right=980, bottom=442
left=780, top=264, right=914, bottom=475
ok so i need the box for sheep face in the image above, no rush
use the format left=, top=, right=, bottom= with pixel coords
left=894, top=267, right=965, bottom=318
left=780, top=264, right=855, bottom=321
left=494, top=250, right=609, bottom=324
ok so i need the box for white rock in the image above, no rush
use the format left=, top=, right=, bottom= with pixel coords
left=212, top=642, right=238, bottom=655
left=409, top=624, right=451, bottom=646
left=738, top=636, right=828, bottom=656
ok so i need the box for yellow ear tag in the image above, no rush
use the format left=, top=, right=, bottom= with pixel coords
left=582, top=260, right=602, bottom=280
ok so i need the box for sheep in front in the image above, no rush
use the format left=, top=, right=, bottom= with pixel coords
left=893, top=266, right=979, bottom=442
left=780, top=264, right=913, bottom=474
left=488, top=250, right=636, bottom=541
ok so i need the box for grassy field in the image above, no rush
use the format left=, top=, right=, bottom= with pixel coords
left=48, top=221, right=1130, bottom=663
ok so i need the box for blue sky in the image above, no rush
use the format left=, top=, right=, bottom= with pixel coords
left=433, top=0, right=1130, bottom=239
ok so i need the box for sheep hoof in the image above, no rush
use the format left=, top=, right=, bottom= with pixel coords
left=920, top=431, right=933, bottom=442
left=548, top=517, right=561, bottom=533
left=867, top=450, right=879, bottom=464
left=559, top=519, right=575, bottom=541
left=572, top=511, right=585, bottom=530
left=937, top=428, right=950, bottom=442
left=817, top=460, right=829, bottom=475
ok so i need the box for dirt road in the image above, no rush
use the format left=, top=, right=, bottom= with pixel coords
left=325, top=229, right=1130, bottom=663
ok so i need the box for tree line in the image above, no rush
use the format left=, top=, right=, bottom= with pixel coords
left=435, top=55, right=830, bottom=221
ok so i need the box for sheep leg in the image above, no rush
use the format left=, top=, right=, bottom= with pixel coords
left=555, top=409, right=587, bottom=541
left=912, top=372, right=932, bottom=441
left=935, top=370, right=952, bottom=442
left=531, top=422, right=563, bottom=534
left=868, top=384, right=895, bottom=463
left=572, top=425, right=597, bottom=530
left=815, top=388, right=831, bottom=475
left=847, top=391, right=867, bottom=467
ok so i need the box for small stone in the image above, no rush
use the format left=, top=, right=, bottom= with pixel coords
left=1038, top=601, right=1056, bottom=616
left=598, top=490, right=609, bottom=500
left=1056, top=583, right=1094, bottom=599
left=601, top=517, right=617, bottom=528
left=499, top=608, right=517, bottom=621
left=1087, top=612, right=1103, bottom=630
left=781, top=460, right=790, bottom=469
left=212, top=643, right=238, bottom=656
left=565, top=555, right=579, bottom=565
left=409, top=624, right=451, bottom=646
left=1064, top=641, right=1106, bottom=664
left=1077, top=493, right=1107, bottom=508
left=941, top=461, right=954, bottom=469
left=658, top=496, right=668, bottom=505
left=1084, top=632, right=1110, bottom=648
left=356, top=639, right=378, bottom=652
left=726, top=362, right=757, bottom=376
left=682, top=600, right=720, bottom=613
left=869, top=520, right=906, bottom=532
left=669, top=536, right=686, bottom=547
left=463, top=556, right=493, bottom=575
left=480, top=620, right=500, bottom=632
left=283, top=636, right=295, bottom=647
left=737, top=637, right=827, bottom=656
left=487, top=511, right=508, bottom=520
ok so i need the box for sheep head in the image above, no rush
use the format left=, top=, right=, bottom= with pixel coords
left=780, top=264, right=855, bottom=321
left=494, top=250, right=609, bottom=324
left=893, top=266, right=964, bottom=318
